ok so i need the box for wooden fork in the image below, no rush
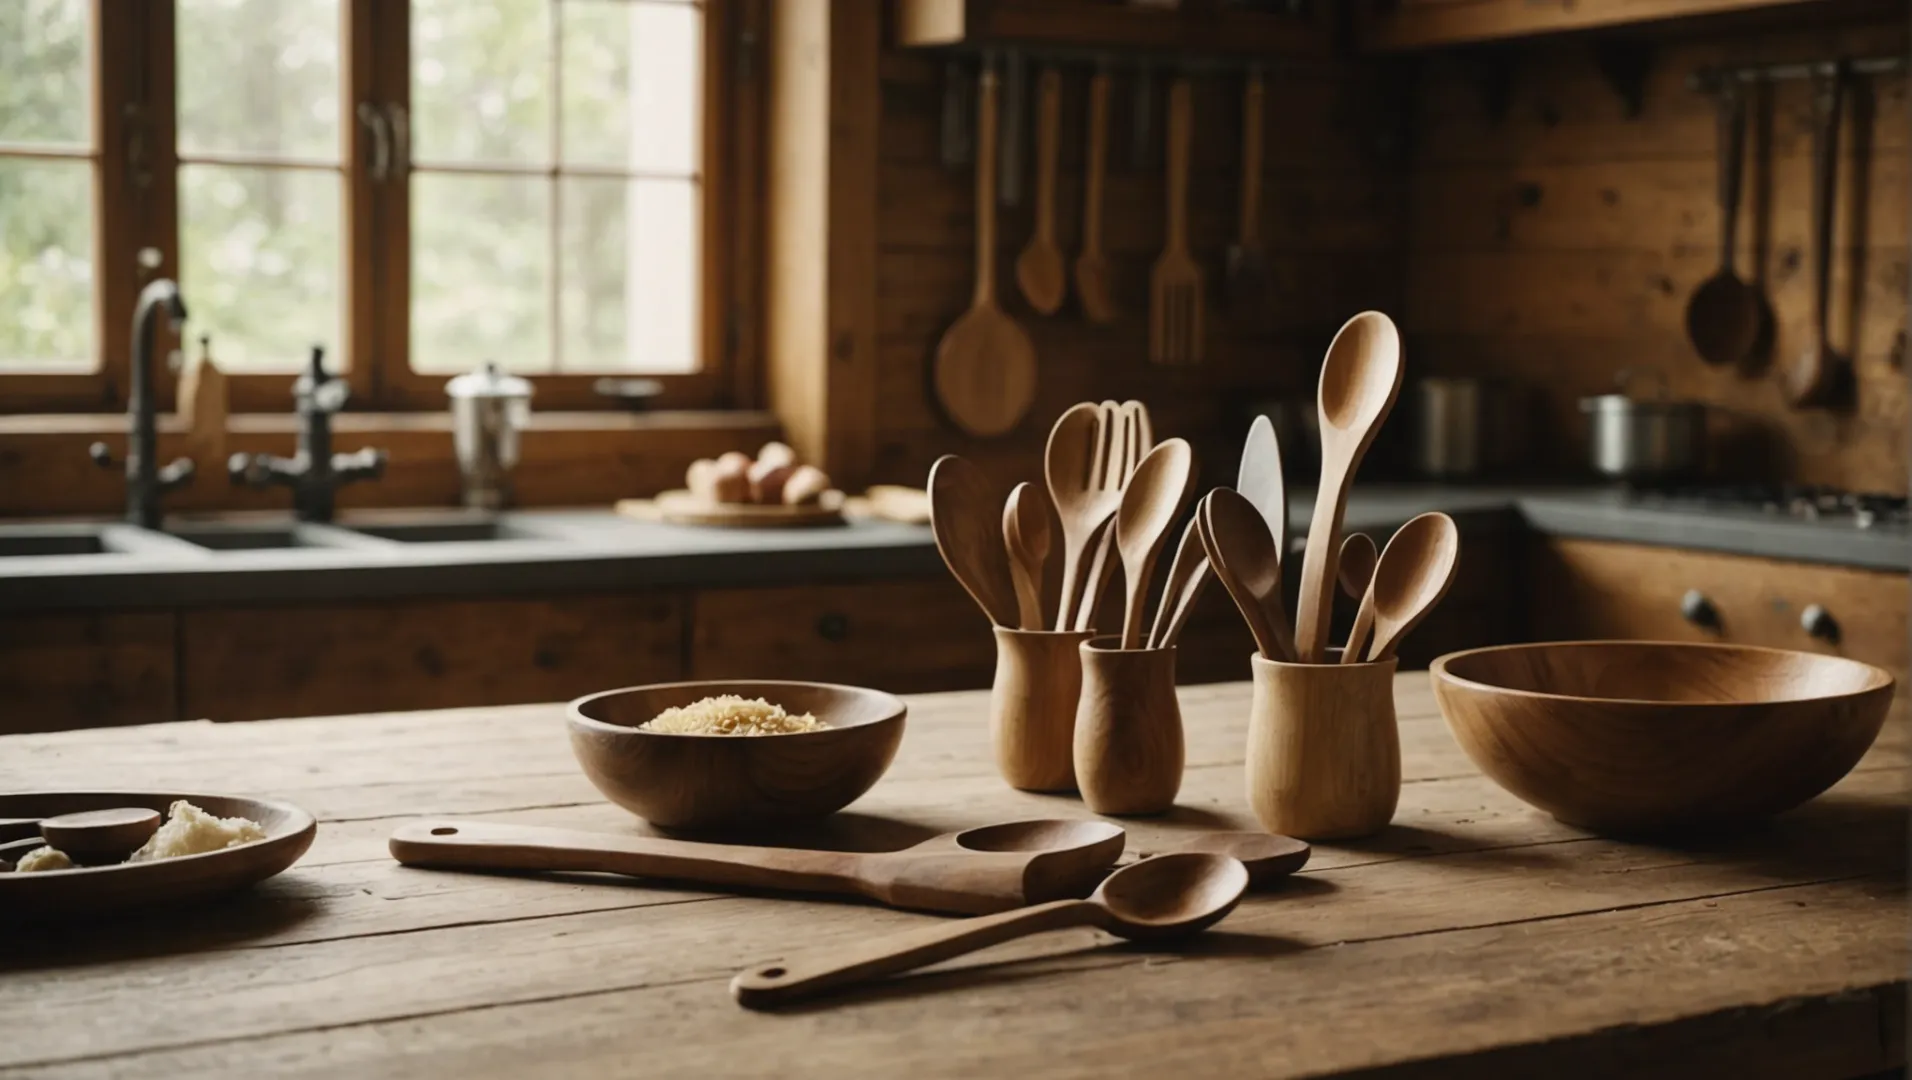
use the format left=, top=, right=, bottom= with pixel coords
left=1072, top=400, right=1152, bottom=632
left=1150, top=78, right=1204, bottom=366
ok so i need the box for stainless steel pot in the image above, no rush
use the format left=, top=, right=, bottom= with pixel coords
left=1578, top=371, right=1708, bottom=482
left=1408, top=377, right=1526, bottom=479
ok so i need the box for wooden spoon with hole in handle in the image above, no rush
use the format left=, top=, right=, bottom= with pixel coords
left=1148, top=515, right=1210, bottom=649
left=731, top=852, right=1248, bottom=1009
left=1074, top=65, right=1117, bottom=324
left=929, top=454, right=1020, bottom=628
left=1045, top=403, right=1117, bottom=631
left=40, top=807, right=163, bottom=865
left=1337, top=531, right=1378, bottom=663
left=1002, top=481, right=1052, bottom=631
left=1015, top=66, right=1066, bottom=316
left=1293, top=312, right=1404, bottom=662
left=1115, top=438, right=1197, bottom=649
left=934, top=66, right=1037, bottom=437
left=1365, top=512, right=1460, bottom=663
left=392, top=818, right=1127, bottom=917
left=1199, top=488, right=1295, bottom=662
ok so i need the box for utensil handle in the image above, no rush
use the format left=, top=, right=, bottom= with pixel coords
left=1165, top=78, right=1192, bottom=250
left=1808, top=66, right=1843, bottom=351
left=974, top=68, right=1001, bottom=307
left=389, top=819, right=868, bottom=900
left=1082, top=68, right=1110, bottom=255
left=1714, top=79, right=1745, bottom=270
left=1238, top=67, right=1264, bottom=243
left=1343, top=591, right=1376, bottom=664
left=1033, top=67, right=1060, bottom=243
left=1074, top=520, right=1120, bottom=633
left=1293, top=474, right=1346, bottom=664
left=731, top=899, right=1099, bottom=1009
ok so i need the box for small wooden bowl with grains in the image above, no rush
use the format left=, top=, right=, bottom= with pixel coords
left=567, top=680, right=908, bottom=832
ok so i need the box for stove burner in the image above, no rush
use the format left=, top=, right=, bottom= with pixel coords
left=1625, top=484, right=1909, bottom=530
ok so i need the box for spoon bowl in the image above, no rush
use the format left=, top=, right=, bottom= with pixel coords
left=1114, top=439, right=1197, bottom=647
left=1046, top=404, right=1123, bottom=631
left=930, top=454, right=1020, bottom=628
left=40, top=807, right=162, bottom=865
left=1367, top=512, right=1461, bottom=662
left=1139, top=831, right=1309, bottom=888
left=1002, top=482, right=1052, bottom=630
left=1338, top=531, right=1380, bottom=663
left=947, top=818, right=1121, bottom=854
left=1200, top=488, right=1294, bottom=661
left=1090, top=852, right=1249, bottom=940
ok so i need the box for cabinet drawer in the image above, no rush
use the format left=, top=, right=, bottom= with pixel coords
left=1531, top=538, right=1908, bottom=683
left=691, top=578, right=996, bottom=693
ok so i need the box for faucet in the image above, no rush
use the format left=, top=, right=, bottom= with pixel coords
left=228, top=345, right=388, bottom=522
left=89, top=279, right=196, bottom=529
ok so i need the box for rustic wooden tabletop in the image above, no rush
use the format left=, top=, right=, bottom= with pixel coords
left=1, top=675, right=1904, bottom=1078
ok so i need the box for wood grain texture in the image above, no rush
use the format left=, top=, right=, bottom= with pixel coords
left=1361, top=0, right=1877, bottom=51
left=0, top=612, right=177, bottom=734
left=0, top=676, right=1900, bottom=1077
left=1246, top=653, right=1402, bottom=839
left=1434, top=640, right=1894, bottom=834
left=988, top=627, right=1092, bottom=792
left=1072, top=638, right=1184, bottom=815
left=180, top=595, right=684, bottom=722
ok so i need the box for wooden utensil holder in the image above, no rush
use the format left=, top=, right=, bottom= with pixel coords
left=1246, top=651, right=1400, bottom=839
left=1074, top=636, right=1184, bottom=815
left=990, top=627, right=1095, bottom=792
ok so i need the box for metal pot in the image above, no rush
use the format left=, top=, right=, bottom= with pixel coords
left=446, top=361, right=534, bottom=510
left=1578, top=370, right=1708, bottom=482
left=1408, top=377, right=1525, bottom=479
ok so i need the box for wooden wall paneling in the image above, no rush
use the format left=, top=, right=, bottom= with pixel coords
left=0, top=612, right=178, bottom=734
left=1530, top=536, right=1910, bottom=686
left=690, top=579, right=997, bottom=693
left=1360, top=0, right=1890, bottom=52
left=180, top=595, right=686, bottom=722
left=1404, top=17, right=1910, bottom=494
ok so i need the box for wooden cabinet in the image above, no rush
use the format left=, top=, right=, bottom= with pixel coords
left=0, top=612, right=177, bottom=734
left=692, top=578, right=996, bottom=694
left=1530, top=538, right=1908, bottom=685
left=1359, top=0, right=1841, bottom=51
left=180, top=594, right=685, bottom=723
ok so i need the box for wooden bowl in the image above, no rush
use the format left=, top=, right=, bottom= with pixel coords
left=0, top=791, right=316, bottom=919
left=1432, top=641, right=1895, bottom=834
left=567, top=680, right=907, bottom=831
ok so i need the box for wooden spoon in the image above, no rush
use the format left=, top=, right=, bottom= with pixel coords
left=1015, top=66, right=1066, bottom=316
left=934, top=67, right=1037, bottom=437
left=1784, top=66, right=1846, bottom=407
left=1365, top=512, right=1460, bottom=663
left=1684, top=79, right=1762, bottom=368
left=1138, top=831, right=1309, bottom=888
left=1236, top=413, right=1286, bottom=554
left=928, top=454, right=1020, bottom=628
left=392, top=818, right=1127, bottom=917
left=1198, top=487, right=1295, bottom=662
left=1114, top=438, right=1197, bottom=649
left=41, top=807, right=162, bottom=865
left=1045, top=403, right=1119, bottom=631
left=1002, top=481, right=1052, bottom=631
left=1149, top=78, right=1205, bottom=365
left=1074, top=65, right=1117, bottom=324
left=1224, top=67, right=1270, bottom=314
left=1148, top=515, right=1210, bottom=649
left=1293, top=311, right=1404, bottom=662
left=1337, top=531, right=1379, bottom=663
left=731, top=852, right=1248, bottom=1009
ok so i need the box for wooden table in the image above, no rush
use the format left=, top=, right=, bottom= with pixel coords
left=2, top=675, right=1904, bottom=1078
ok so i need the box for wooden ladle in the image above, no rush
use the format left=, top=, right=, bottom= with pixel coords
left=1364, top=512, right=1460, bottom=663
left=1294, top=312, right=1404, bottom=662
left=929, top=454, right=1020, bottom=629
left=390, top=818, right=1127, bottom=917
left=1337, top=531, right=1379, bottom=663
left=1002, top=482, right=1052, bottom=631
left=1199, top=487, right=1295, bottom=662
left=1114, top=438, right=1197, bottom=648
left=731, top=852, right=1249, bottom=1009
left=1684, top=79, right=1763, bottom=368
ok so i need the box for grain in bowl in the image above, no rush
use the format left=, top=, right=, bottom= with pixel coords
left=641, top=695, right=831, bottom=736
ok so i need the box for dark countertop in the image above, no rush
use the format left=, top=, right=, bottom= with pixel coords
left=0, top=485, right=1903, bottom=612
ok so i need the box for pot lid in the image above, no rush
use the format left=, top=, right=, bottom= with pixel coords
left=446, top=360, right=533, bottom=400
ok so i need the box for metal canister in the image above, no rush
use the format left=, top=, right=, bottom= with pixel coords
left=446, top=361, right=533, bottom=510
left=1577, top=370, right=1708, bottom=483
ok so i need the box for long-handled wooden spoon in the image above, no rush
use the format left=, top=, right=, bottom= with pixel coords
left=392, top=818, right=1127, bottom=917
left=1115, top=438, right=1197, bottom=648
left=1045, top=404, right=1119, bottom=631
left=929, top=454, right=1020, bottom=628
left=1074, top=64, right=1117, bottom=324
left=1364, top=512, right=1460, bottom=663
left=1337, top=532, right=1378, bottom=663
left=731, top=852, right=1248, bottom=1009
left=933, top=66, right=1038, bottom=437
left=1003, top=482, right=1051, bottom=631
left=1015, top=66, right=1066, bottom=315
left=1293, top=312, right=1404, bottom=662
left=1148, top=515, right=1210, bottom=649
left=1783, top=65, right=1847, bottom=407
left=1149, top=78, right=1205, bottom=365
left=1684, top=79, right=1762, bottom=368
left=1198, top=488, right=1295, bottom=662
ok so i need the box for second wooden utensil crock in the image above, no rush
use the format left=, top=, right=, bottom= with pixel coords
left=1245, top=651, right=1401, bottom=839
left=990, top=627, right=1095, bottom=792
left=1074, top=636, right=1184, bottom=815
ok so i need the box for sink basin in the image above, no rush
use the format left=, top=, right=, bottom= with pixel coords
left=0, top=524, right=208, bottom=559
left=0, top=532, right=112, bottom=557
left=163, top=526, right=315, bottom=550
left=345, top=519, right=552, bottom=543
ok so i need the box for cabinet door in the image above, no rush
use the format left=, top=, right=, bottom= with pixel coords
left=0, top=612, right=178, bottom=734
left=692, top=579, right=996, bottom=693
left=1531, top=538, right=1908, bottom=684
left=182, top=594, right=685, bottom=722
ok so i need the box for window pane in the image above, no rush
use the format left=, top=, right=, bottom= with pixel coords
left=0, top=158, right=94, bottom=370
left=561, top=176, right=697, bottom=374
left=179, top=164, right=342, bottom=372
left=177, top=0, right=341, bottom=161
left=412, top=0, right=549, bottom=165
left=0, top=0, right=89, bottom=146
left=562, top=0, right=700, bottom=174
left=411, top=173, right=550, bottom=374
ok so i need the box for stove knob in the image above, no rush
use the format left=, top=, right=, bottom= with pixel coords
left=1801, top=604, right=1840, bottom=644
left=1680, top=590, right=1720, bottom=631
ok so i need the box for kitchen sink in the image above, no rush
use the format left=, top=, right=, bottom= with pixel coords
left=345, top=519, right=553, bottom=544
left=0, top=532, right=113, bottom=557
left=0, top=524, right=210, bottom=558
left=159, top=522, right=400, bottom=551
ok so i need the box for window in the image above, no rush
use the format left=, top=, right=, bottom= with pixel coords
left=0, top=0, right=744, bottom=413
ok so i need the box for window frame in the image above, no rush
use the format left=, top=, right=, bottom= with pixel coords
left=0, top=0, right=754, bottom=416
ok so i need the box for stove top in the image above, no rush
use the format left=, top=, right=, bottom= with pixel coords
left=1624, top=485, right=1910, bottom=530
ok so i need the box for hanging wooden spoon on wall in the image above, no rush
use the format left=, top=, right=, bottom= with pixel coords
left=1783, top=64, right=1847, bottom=407
left=1015, top=66, right=1066, bottom=316
left=1075, top=64, right=1118, bottom=324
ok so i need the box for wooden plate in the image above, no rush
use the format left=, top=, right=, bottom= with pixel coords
left=644, top=489, right=846, bottom=528
left=0, top=792, right=316, bottom=919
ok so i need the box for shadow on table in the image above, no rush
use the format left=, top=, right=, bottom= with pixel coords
left=2, top=879, right=325, bottom=973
